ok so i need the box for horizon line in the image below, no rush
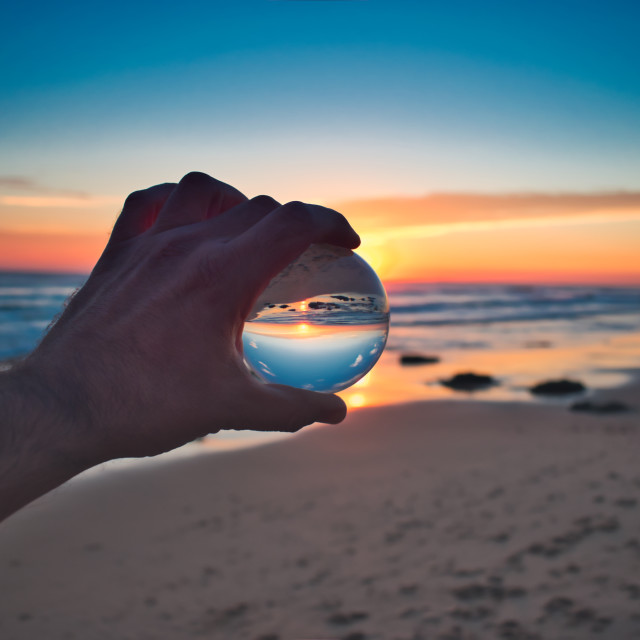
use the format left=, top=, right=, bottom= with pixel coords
left=1, top=267, right=638, bottom=289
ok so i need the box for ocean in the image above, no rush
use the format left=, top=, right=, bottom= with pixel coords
left=3, top=270, right=639, bottom=455
left=385, top=281, right=640, bottom=352
left=2, top=271, right=639, bottom=364
left=0, top=271, right=86, bottom=362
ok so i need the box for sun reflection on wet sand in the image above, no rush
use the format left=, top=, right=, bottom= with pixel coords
left=227, top=323, right=640, bottom=451
left=338, top=330, right=640, bottom=410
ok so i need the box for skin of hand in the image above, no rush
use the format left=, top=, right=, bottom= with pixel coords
left=0, top=172, right=360, bottom=520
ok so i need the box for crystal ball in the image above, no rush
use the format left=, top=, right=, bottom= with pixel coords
left=242, top=244, right=390, bottom=392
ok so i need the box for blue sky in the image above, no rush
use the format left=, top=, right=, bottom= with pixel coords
left=1, top=0, right=639, bottom=204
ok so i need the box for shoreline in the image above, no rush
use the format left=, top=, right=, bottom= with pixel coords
left=183, top=362, right=640, bottom=456
left=1, top=378, right=638, bottom=639
left=69, top=364, right=640, bottom=479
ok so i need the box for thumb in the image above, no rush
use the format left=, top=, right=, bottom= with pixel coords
left=242, top=383, right=348, bottom=433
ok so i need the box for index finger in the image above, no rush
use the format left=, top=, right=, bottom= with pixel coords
left=233, top=201, right=360, bottom=287
left=109, top=183, right=177, bottom=244
left=154, top=171, right=247, bottom=232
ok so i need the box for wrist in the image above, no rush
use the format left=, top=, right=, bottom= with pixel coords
left=0, top=360, right=97, bottom=495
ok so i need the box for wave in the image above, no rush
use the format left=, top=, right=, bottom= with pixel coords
left=388, top=284, right=640, bottom=327
left=1, top=273, right=639, bottom=361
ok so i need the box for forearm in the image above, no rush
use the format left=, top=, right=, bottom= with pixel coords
left=0, top=365, right=92, bottom=522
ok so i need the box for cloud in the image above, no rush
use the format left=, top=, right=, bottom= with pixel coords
left=333, top=191, right=640, bottom=244
left=0, top=195, right=120, bottom=208
left=0, top=175, right=120, bottom=208
left=0, top=175, right=90, bottom=200
left=335, top=191, right=640, bottom=228
left=0, top=176, right=38, bottom=190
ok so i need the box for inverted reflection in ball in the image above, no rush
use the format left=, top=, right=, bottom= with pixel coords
left=242, top=244, right=390, bottom=393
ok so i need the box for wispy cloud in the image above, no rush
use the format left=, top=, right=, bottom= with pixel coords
left=336, top=192, right=640, bottom=227
left=0, top=175, right=118, bottom=208
left=334, top=191, right=640, bottom=243
left=0, top=177, right=40, bottom=190
left=0, top=175, right=90, bottom=199
left=0, top=195, right=120, bottom=208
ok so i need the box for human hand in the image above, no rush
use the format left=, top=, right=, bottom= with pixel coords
left=22, top=172, right=360, bottom=467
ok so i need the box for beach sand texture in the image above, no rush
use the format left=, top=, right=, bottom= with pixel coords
left=1, top=385, right=639, bottom=640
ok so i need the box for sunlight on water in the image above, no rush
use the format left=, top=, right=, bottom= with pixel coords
left=242, top=244, right=390, bottom=392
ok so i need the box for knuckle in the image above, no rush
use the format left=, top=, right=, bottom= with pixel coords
left=154, top=182, right=177, bottom=196
left=250, top=194, right=280, bottom=211
left=334, top=210, right=349, bottom=227
left=123, top=189, right=148, bottom=208
left=275, top=201, right=312, bottom=231
left=179, top=171, right=212, bottom=187
left=311, top=203, right=346, bottom=227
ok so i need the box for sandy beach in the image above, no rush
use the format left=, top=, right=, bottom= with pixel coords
left=1, top=381, right=639, bottom=640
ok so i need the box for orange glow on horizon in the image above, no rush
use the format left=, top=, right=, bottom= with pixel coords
left=1, top=191, right=639, bottom=285
left=358, top=216, right=640, bottom=286
left=0, top=230, right=105, bottom=273
left=0, top=226, right=638, bottom=285
left=346, top=393, right=367, bottom=408
left=381, top=269, right=640, bottom=286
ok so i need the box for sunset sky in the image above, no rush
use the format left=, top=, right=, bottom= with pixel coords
left=1, top=0, right=639, bottom=283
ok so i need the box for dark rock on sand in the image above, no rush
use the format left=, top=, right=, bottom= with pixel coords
left=529, top=379, right=586, bottom=396
left=400, top=354, right=440, bottom=366
left=570, top=400, right=630, bottom=414
left=308, top=301, right=342, bottom=310
left=441, top=372, right=497, bottom=392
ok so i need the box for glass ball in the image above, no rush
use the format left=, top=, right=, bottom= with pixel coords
left=242, top=244, right=390, bottom=393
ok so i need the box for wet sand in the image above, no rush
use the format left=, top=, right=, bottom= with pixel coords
left=1, top=383, right=639, bottom=640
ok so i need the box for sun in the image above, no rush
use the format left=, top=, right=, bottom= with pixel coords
left=347, top=393, right=367, bottom=408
